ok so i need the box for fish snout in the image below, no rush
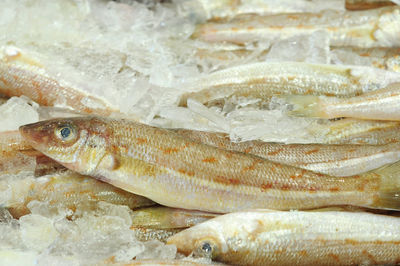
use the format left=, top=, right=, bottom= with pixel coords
left=19, top=122, right=51, bottom=148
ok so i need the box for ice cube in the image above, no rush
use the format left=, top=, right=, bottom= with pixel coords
left=0, top=97, right=39, bottom=132
left=135, top=240, right=177, bottom=260
left=19, top=214, right=59, bottom=252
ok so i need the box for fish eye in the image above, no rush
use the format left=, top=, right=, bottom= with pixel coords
left=60, top=127, right=71, bottom=138
left=194, top=240, right=218, bottom=259
left=55, top=124, right=76, bottom=142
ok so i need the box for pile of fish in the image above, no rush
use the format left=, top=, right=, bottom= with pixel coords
left=2, top=0, right=400, bottom=265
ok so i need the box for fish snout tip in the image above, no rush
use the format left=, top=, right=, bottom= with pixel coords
left=19, top=122, right=45, bottom=146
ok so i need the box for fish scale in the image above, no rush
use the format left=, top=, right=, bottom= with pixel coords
left=19, top=116, right=400, bottom=213
left=167, top=210, right=400, bottom=265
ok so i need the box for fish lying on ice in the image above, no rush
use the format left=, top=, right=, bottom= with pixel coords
left=193, top=6, right=400, bottom=48
left=285, top=83, right=400, bottom=121
left=179, top=62, right=400, bottom=106
left=331, top=46, right=400, bottom=72
left=167, top=210, right=400, bottom=265
left=19, top=116, right=400, bottom=213
left=1, top=171, right=155, bottom=218
left=0, top=46, right=117, bottom=116
left=194, top=0, right=345, bottom=20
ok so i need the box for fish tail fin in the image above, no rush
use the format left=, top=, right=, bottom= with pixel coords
left=285, top=95, right=328, bottom=118
left=370, top=161, right=400, bottom=210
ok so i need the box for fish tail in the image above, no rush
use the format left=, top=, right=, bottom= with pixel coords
left=370, top=161, right=400, bottom=210
left=285, top=95, right=328, bottom=118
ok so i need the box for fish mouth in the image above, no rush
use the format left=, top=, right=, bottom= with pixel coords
left=19, top=122, right=47, bottom=148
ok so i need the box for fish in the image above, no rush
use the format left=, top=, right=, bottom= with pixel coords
left=173, top=128, right=400, bottom=176
left=179, top=62, right=400, bottom=106
left=193, top=6, right=400, bottom=48
left=194, top=0, right=345, bottom=20
left=19, top=116, right=400, bottom=213
left=309, top=118, right=400, bottom=144
left=0, top=46, right=117, bottom=116
left=331, top=47, right=400, bottom=72
left=130, top=207, right=218, bottom=229
left=167, top=210, right=400, bottom=266
left=3, top=172, right=155, bottom=219
left=285, top=83, right=400, bottom=121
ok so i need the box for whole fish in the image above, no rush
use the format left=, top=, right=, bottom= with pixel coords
left=19, top=116, right=400, bottom=213
left=193, top=6, right=400, bottom=48
left=130, top=207, right=218, bottom=229
left=3, top=172, right=155, bottom=218
left=0, top=46, right=117, bottom=115
left=179, top=62, right=400, bottom=106
left=167, top=210, right=400, bottom=266
left=174, top=129, right=400, bottom=176
left=285, top=83, right=400, bottom=121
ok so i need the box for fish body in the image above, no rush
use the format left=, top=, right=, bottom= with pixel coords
left=196, top=0, right=345, bottom=19
left=174, top=129, right=400, bottom=176
left=331, top=47, right=400, bottom=72
left=19, top=116, right=400, bottom=213
left=194, top=6, right=400, bottom=48
left=3, top=172, right=155, bottom=218
left=167, top=210, right=400, bottom=266
left=286, top=83, right=400, bottom=121
left=179, top=62, right=400, bottom=106
left=0, top=47, right=116, bottom=115
left=309, top=118, right=400, bottom=144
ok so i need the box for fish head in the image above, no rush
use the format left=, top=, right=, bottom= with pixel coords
left=167, top=221, right=227, bottom=260
left=19, top=116, right=110, bottom=174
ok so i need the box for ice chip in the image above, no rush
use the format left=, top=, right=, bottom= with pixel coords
left=0, top=97, right=39, bottom=132
left=19, top=214, right=59, bottom=252
left=135, top=240, right=177, bottom=260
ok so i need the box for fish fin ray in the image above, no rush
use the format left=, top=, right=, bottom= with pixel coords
left=285, top=95, right=327, bottom=118
left=371, top=161, right=400, bottom=210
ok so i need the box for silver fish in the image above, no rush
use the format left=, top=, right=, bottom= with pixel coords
left=168, top=210, right=400, bottom=265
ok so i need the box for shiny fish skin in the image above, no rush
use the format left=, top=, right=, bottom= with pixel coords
left=3, top=172, right=155, bottom=219
left=196, top=0, right=345, bottom=19
left=331, top=46, right=400, bottom=72
left=179, top=62, right=400, bottom=106
left=0, top=47, right=116, bottom=115
left=286, top=83, right=400, bottom=121
left=167, top=210, right=400, bottom=266
left=131, top=227, right=183, bottom=243
left=309, top=118, right=400, bottom=144
left=19, top=116, right=400, bottom=213
left=174, top=128, right=400, bottom=176
left=130, top=207, right=218, bottom=229
left=193, top=6, right=400, bottom=48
